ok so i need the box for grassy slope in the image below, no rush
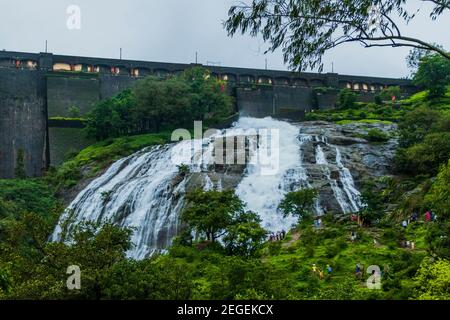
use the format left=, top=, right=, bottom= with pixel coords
left=306, top=87, right=450, bottom=123
left=261, top=215, right=428, bottom=299
left=273, top=88, right=449, bottom=298
left=46, top=132, right=171, bottom=190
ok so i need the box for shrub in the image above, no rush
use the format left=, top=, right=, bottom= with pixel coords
left=424, top=160, right=450, bottom=218
left=413, top=54, right=450, bottom=99
left=374, top=95, right=383, bottom=105
left=398, top=106, right=441, bottom=148
left=177, top=164, right=190, bottom=176
left=14, top=149, right=26, bottom=179
left=395, top=133, right=450, bottom=176
left=337, top=88, right=358, bottom=109
left=366, top=129, right=390, bottom=142
left=278, top=188, right=318, bottom=222
left=68, top=106, right=81, bottom=118
left=379, top=86, right=401, bottom=101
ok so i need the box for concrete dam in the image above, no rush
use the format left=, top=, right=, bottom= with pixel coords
left=0, top=50, right=415, bottom=179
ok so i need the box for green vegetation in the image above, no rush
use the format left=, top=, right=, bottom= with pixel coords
left=48, top=117, right=87, bottom=122
left=414, top=54, right=450, bottom=99
left=68, top=106, right=81, bottom=118
left=337, top=88, right=358, bottom=109
left=46, top=132, right=170, bottom=190
left=278, top=188, right=318, bottom=222
left=225, top=1, right=449, bottom=72
left=414, top=258, right=450, bottom=300
left=306, top=101, right=401, bottom=123
left=182, top=190, right=248, bottom=243
left=365, top=129, right=390, bottom=142
left=2, top=201, right=444, bottom=300
left=182, top=190, right=267, bottom=257
left=85, top=67, right=233, bottom=140
left=335, top=119, right=393, bottom=125
left=378, top=86, right=402, bottom=102
left=14, top=149, right=26, bottom=179
left=1, top=50, right=449, bottom=300
left=394, top=102, right=450, bottom=176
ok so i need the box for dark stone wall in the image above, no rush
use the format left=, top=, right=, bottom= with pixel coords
left=46, top=74, right=138, bottom=164
left=48, top=127, right=95, bottom=165
left=316, top=92, right=339, bottom=110
left=47, top=74, right=100, bottom=117
left=0, top=50, right=418, bottom=178
left=237, top=86, right=314, bottom=118
left=0, top=68, right=47, bottom=178
left=99, top=74, right=138, bottom=100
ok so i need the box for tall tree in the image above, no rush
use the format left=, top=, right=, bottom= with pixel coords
left=225, top=0, right=450, bottom=71
left=278, top=188, right=318, bottom=222
left=413, top=54, right=450, bottom=98
left=182, top=190, right=245, bottom=243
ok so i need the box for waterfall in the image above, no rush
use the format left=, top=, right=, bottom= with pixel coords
left=234, top=118, right=320, bottom=232
left=52, top=117, right=363, bottom=259
left=335, top=148, right=363, bottom=212
left=203, top=175, right=214, bottom=191
left=51, top=141, right=199, bottom=260
left=314, top=136, right=362, bottom=213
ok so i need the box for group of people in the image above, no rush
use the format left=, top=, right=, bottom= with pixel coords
left=424, top=210, right=437, bottom=222
left=268, top=230, right=286, bottom=242
left=311, top=264, right=333, bottom=280
left=403, top=210, right=437, bottom=228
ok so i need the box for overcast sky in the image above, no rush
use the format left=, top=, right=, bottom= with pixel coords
left=1, top=0, right=448, bottom=78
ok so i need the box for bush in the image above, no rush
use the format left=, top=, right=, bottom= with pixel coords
left=398, top=107, right=442, bottom=148
left=14, top=149, right=26, bottom=179
left=337, top=88, right=358, bottom=109
left=374, top=95, right=383, bottom=105
left=68, top=106, right=81, bottom=118
left=413, top=54, right=450, bottom=99
left=379, top=86, right=401, bottom=101
left=366, top=129, right=389, bottom=142
left=395, top=133, right=450, bottom=176
left=424, top=160, right=450, bottom=218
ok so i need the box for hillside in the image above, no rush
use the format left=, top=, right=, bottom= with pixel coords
left=0, top=88, right=449, bottom=300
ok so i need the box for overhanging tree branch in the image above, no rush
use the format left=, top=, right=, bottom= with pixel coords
left=225, top=0, right=450, bottom=71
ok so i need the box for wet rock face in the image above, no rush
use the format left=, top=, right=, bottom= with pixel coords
left=182, top=120, right=398, bottom=215
left=297, top=121, right=398, bottom=212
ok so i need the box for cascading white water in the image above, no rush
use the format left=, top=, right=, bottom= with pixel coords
left=203, top=175, right=214, bottom=191
left=234, top=118, right=319, bottom=232
left=51, top=141, right=201, bottom=260
left=314, top=136, right=362, bottom=213
left=315, top=143, right=353, bottom=213
left=335, top=148, right=363, bottom=212
left=52, top=116, right=363, bottom=259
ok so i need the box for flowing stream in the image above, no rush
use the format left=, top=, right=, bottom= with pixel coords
left=52, top=117, right=363, bottom=259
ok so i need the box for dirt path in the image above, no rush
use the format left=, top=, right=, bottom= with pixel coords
left=282, top=232, right=300, bottom=248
